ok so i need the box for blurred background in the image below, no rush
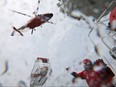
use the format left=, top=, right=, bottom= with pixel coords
left=58, top=0, right=115, bottom=18
left=0, top=0, right=116, bottom=86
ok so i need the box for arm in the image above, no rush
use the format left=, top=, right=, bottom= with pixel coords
left=65, top=67, right=85, bottom=79
left=66, top=68, right=85, bottom=83
left=71, top=71, right=85, bottom=79
left=71, top=72, right=79, bottom=83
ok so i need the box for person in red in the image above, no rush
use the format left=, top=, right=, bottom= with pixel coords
left=109, top=6, right=116, bottom=31
left=68, top=59, right=115, bottom=87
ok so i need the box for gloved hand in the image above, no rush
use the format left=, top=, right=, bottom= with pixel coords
left=94, top=59, right=107, bottom=66
left=71, top=72, right=78, bottom=77
left=100, top=59, right=107, bottom=66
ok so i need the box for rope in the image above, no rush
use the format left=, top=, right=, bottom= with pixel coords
left=96, top=0, right=115, bottom=22
left=33, top=0, right=40, bottom=15
left=88, top=0, right=116, bottom=40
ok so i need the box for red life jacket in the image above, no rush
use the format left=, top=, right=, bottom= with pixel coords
left=78, top=70, right=102, bottom=87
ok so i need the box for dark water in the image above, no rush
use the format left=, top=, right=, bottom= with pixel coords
left=58, top=0, right=115, bottom=19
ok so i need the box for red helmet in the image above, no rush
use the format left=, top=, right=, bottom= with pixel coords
left=83, top=59, right=92, bottom=64
left=83, top=59, right=93, bottom=70
left=109, top=7, right=116, bottom=24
